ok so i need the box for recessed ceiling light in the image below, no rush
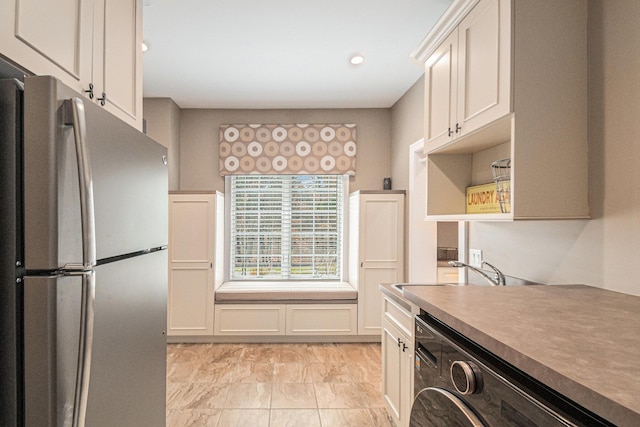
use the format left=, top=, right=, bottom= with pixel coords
left=142, top=42, right=149, bottom=52
left=350, top=54, right=365, bottom=65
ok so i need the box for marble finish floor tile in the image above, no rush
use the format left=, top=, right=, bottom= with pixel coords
left=166, top=342, right=393, bottom=426
left=318, top=408, right=375, bottom=426
left=270, top=409, right=322, bottom=427
left=314, top=383, right=366, bottom=409
left=224, top=383, right=272, bottom=409
left=273, top=362, right=314, bottom=383
left=215, top=409, right=270, bottom=427
left=166, top=408, right=221, bottom=426
left=271, top=383, right=317, bottom=409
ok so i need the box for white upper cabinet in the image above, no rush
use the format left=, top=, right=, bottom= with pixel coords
left=414, top=0, right=589, bottom=220
left=0, top=0, right=143, bottom=130
left=91, top=0, right=143, bottom=129
left=424, top=0, right=510, bottom=150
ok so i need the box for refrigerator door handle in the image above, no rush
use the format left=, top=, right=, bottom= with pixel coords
left=62, top=97, right=97, bottom=269
left=62, top=97, right=96, bottom=427
left=56, top=269, right=95, bottom=427
left=72, top=270, right=95, bottom=427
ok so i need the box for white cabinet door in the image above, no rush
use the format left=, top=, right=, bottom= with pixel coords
left=456, top=0, right=510, bottom=137
left=91, top=0, right=143, bottom=129
left=424, top=29, right=458, bottom=147
left=286, top=304, right=357, bottom=336
left=353, top=192, right=405, bottom=335
left=214, top=305, right=286, bottom=336
left=382, top=295, right=414, bottom=427
left=0, top=0, right=93, bottom=90
left=167, top=194, right=216, bottom=336
left=382, top=318, right=403, bottom=426
left=382, top=317, right=413, bottom=427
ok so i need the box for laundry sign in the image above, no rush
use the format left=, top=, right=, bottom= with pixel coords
left=466, top=182, right=502, bottom=214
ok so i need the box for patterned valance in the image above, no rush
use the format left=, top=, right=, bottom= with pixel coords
left=219, top=124, right=356, bottom=175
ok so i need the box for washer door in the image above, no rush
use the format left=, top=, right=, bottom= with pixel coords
left=410, top=387, right=486, bottom=427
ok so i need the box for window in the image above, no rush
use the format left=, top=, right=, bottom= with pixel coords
left=229, top=175, right=344, bottom=280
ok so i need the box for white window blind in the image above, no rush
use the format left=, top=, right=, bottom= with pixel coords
left=230, top=175, right=343, bottom=280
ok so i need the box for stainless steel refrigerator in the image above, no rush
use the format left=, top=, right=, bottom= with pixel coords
left=0, top=75, right=168, bottom=426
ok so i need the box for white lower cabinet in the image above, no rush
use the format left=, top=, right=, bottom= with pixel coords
left=214, top=304, right=358, bottom=336
left=382, top=295, right=414, bottom=427
left=214, top=304, right=286, bottom=336
left=167, top=192, right=224, bottom=336
left=286, top=304, right=357, bottom=335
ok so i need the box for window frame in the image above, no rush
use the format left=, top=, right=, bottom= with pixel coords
left=224, top=174, right=349, bottom=282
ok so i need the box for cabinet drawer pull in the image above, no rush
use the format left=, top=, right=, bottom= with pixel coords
left=97, top=92, right=107, bottom=106
left=84, top=83, right=94, bottom=99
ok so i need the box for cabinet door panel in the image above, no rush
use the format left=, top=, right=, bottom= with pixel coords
left=286, top=304, right=357, bottom=335
left=93, top=0, right=142, bottom=128
left=170, top=199, right=214, bottom=263
left=457, top=0, right=510, bottom=134
left=0, top=0, right=92, bottom=89
left=382, top=319, right=403, bottom=424
left=16, top=0, right=80, bottom=74
left=359, top=267, right=399, bottom=335
left=425, top=30, right=457, bottom=146
left=168, top=268, right=212, bottom=334
left=214, top=305, right=286, bottom=335
left=362, top=199, right=402, bottom=262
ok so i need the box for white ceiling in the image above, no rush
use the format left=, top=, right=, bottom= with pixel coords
left=142, top=0, right=452, bottom=109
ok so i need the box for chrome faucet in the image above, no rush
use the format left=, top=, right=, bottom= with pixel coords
left=448, top=260, right=506, bottom=286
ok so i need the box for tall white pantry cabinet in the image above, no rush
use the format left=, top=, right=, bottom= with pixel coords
left=349, top=191, right=405, bottom=335
left=167, top=192, right=224, bottom=337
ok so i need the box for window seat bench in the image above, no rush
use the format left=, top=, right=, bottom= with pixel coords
left=215, top=281, right=357, bottom=303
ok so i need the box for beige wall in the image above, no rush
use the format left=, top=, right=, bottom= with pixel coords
left=390, top=76, right=425, bottom=193
left=467, top=1, right=640, bottom=296
left=143, top=98, right=181, bottom=191
left=179, top=109, right=391, bottom=192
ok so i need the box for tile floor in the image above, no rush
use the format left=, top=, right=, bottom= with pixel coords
left=166, top=342, right=394, bottom=427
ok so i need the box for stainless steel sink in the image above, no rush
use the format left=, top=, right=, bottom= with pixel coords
left=390, top=283, right=464, bottom=292
left=390, top=276, right=543, bottom=293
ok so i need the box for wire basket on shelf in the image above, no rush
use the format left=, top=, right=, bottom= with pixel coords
left=491, top=158, right=511, bottom=213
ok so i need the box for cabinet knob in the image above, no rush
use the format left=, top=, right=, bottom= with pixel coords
left=397, top=337, right=402, bottom=348
left=448, top=127, right=453, bottom=137
left=455, top=123, right=462, bottom=133
left=97, top=92, right=107, bottom=106
left=84, top=83, right=94, bottom=99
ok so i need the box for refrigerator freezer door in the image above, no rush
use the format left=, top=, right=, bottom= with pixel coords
left=85, top=250, right=167, bottom=426
left=23, top=275, right=83, bottom=427
left=23, top=76, right=168, bottom=270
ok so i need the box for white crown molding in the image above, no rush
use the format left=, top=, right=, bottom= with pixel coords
left=410, top=0, right=480, bottom=63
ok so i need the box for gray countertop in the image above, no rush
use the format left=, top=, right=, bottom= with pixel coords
left=400, top=284, right=640, bottom=427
